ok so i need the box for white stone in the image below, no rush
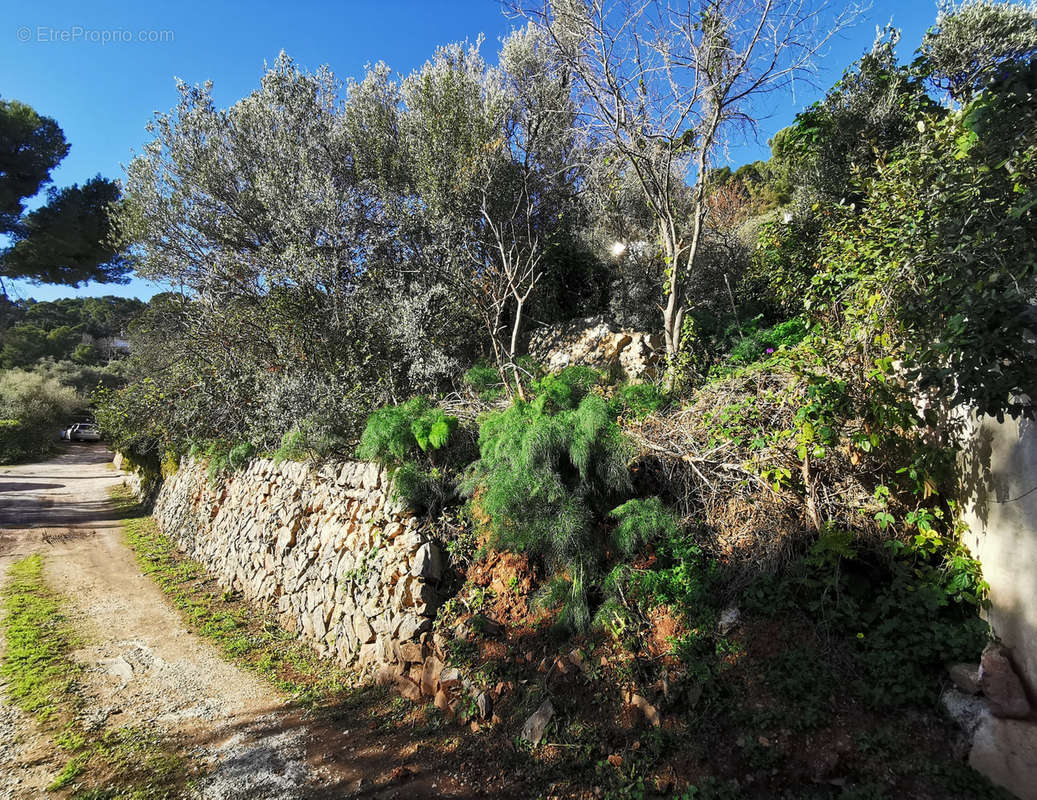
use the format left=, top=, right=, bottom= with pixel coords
left=718, top=606, right=740, bottom=635
left=410, top=543, right=442, bottom=581
left=970, top=717, right=1037, bottom=800
left=353, top=612, right=374, bottom=644
left=521, top=700, right=554, bottom=745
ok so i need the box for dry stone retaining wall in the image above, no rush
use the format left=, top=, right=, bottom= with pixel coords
left=151, top=456, right=442, bottom=673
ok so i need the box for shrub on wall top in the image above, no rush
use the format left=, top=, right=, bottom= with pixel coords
left=357, top=396, right=461, bottom=512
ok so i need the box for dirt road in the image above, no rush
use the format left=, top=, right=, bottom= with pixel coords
left=0, top=447, right=503, bottom=800
left=0, top=446, right=328, bottom=799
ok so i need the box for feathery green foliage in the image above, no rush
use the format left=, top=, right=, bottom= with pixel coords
left=358, top=396, right=457, bottom=465
left=726, top=317, right=808, bottom=367
left=463, top=367, right=633, bottom=629
left=204, top=440, right=231, bottom=484
left=464, top=362, right=506, bottom=401
left=412, top=407, right=457, bottom=453
left=228, top=441, right=256, bottom=470
left=195, top=438, right=257, bottom=484
left=596, top=500, right=716, bottom=642
left=528, top=366, right=601, bottom=410
left=271, top=419, right=343, bottom=464
left=358, top=396, right=460, bottom=511
left=273, top=427, right=309, bottom=464
left=609, top=382, right=668, bottom=419
left=609, top=496, right=678, bottom=558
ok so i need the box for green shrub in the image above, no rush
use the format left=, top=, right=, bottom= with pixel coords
left=160, top=449, right=180, bottom=478
left=357, top=397, right=460, bottom=511
left=528, top=365, right=600, bottom=410
left=464, top=358, right=558, bottom=403
left=70, top=343, right=102, bottom=365
left=357, top=396, right=456, bottom=465
left=608, top=496, right=678, bottom=558
left=462, top=370, right=632, bottom=630
left=412, top=408, right=457, bottom=453
left=464, top=362, right=505, bottom=402
left=93, top=378, right=167, bottom=467
left=358, top=400, right=423, bottom=465
left=0, top=370, right=81, bottom=464
left=194, top=439, right=257, bottom=484
left=204, top=441, right=231, bottom=484
left=0, top=419, right=27, bottom=464
left=272, top=418, right=344, bottom=464
left=759, top=60, right=1037, bottom=419
left=848, top=536, right=989, bottom=707
left=744, top=529, right=989, bottom=708
left=597, top=499, right=718, bottom=653
left=726, top=317, right=808, bottom=366
left=228, top=441, right=256, bottom=470
left=273, top=428, right=308, bottom=464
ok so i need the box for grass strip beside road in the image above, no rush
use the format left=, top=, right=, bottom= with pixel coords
left=1, top=553, right=183, bottom=798
left=1, top=554, right=81, bottom=723
left=109, top=485, right=355, bottom=706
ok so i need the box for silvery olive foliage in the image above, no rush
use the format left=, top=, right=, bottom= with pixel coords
left=389, top=285, right=470, bottom=390
left=346, top=26, right=588, bottom=392
left=919, top=0, right=1037, bottom=102
left=120, top=53, right=362, bottom=299
left=115, top=54, right=407, bottom=449
left=399, top=27, right=586, bottom=382
left=112, top=36, right=593, bottom=452
left=0, top=369, right=81, bottom=463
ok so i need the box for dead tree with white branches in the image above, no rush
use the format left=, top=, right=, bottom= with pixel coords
left=518, top=0, right=860, bottom=385
left=473, top=23, right=585, bottom=397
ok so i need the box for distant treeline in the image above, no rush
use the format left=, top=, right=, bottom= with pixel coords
left=0, top=295, right=144, bottom=369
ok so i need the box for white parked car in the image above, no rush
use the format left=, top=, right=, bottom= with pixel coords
left=66, top=423, right=102, bottom=442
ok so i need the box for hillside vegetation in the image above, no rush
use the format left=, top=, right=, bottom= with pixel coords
left=0, top=296, right=141, bottom=462
left=93, top=2, right=1036, bottom=796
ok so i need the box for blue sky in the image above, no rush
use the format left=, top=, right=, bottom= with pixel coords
left=1, top=0, right=941, bottom=303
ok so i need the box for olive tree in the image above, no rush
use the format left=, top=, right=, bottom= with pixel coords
left=119, top=52, right=366, bottom=309
left=919, top=0, right=1037, bottom=103
left=352, top=29, right=586, bottom=395
left=476, top=24, right=585, bottom=386
left=115, top=53, right=396, bottom=447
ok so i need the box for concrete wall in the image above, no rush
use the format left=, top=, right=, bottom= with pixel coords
left=152, top=456, right=443, bottom=674
left=959, top=413, right=1037, bottom=799
left=961, top=414, right=1037, bottom=692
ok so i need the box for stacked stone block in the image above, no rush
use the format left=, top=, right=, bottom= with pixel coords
left=151, top=457, right=442, bottom=673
